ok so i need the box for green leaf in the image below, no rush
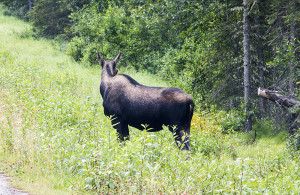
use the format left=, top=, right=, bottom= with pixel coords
left=242, top=163, right=249, bottom=170
left=78, top=169, right=86, bottom=175
left=85, top=177, right=95, bottom=185
left=109, top=180, right=114, bottom=189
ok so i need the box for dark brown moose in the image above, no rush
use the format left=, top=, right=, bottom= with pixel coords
left=98, top=52, right=194, bottom=150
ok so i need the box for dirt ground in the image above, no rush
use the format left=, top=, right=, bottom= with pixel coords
left=0, top=174, right=28, bottom=195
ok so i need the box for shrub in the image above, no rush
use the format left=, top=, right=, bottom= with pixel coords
left=220, top=110, right=244, bottom=133
left=66, top=36, right=85, bottom=62
left=294, top=130, right=300, bottom=150
left=1, top=0, right=29, bottom=19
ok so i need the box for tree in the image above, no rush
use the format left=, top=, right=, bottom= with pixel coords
left=243, top=0, right=252, bottom=132
left=1, top=0, right=30, bottom=19
left=28, top=0, right=32, bottom=10
left=28, top=0, right=89, bottom=36
left=254, top=0, right=266, bottom=119
left=289, top=0, right=296, bottom=95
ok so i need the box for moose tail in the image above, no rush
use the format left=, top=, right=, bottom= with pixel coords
left=187, top=99, right=194, bottom=123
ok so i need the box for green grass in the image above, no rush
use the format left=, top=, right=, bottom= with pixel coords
left=0, top=6, right=299, bottom=194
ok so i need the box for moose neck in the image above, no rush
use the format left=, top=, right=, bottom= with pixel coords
left=101, top=64, right=114, bottom=82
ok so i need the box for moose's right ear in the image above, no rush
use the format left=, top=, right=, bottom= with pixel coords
left=114, top=52, right=122, bottom=64
left=97, top=52, right=105, bottom=67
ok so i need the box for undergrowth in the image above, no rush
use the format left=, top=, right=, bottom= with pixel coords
left=0, top=6, right=299, bottom=194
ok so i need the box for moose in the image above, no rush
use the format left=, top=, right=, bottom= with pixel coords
left=98, top=52, right=194, bottom=150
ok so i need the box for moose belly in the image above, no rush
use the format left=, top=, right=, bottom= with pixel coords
left=125, top=108, right=171, bottom=132
left=127, top=120, right=164, bottom=132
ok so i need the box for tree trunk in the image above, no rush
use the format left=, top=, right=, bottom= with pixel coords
left=28, top=0, right=33, bottom=10
left=255, top=0, right=265, bottom=119
left=289, top=0, right=296, bottom=95
left=258, top=87, right=300, bottom=107
left=243, top=0, right=252, bottom=132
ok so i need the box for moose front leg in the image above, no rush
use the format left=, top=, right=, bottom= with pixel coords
left=111, top=117, right=129, bottom=141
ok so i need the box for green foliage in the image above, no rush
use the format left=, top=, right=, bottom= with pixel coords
left=253, top=119, right=276, bottom=138
left=27, top=0, right=89, bottom=37
left=289, top=103, right=300, bottom=151
left=158, top=37, right=216, bottom=106
left=68, top=4, right=128, bottom=65
left=252, top=119, right=289, bottom=140
left=67, top=3, right=177, bottom=70
left=288, top=129, right=300, bottom=152
left=267, top=39, right=298, bottom=79
left=28, top=0, right=70, bottom=36
left=220, top=110, right=245, bottom=133
left=1, top=0, right=29, bottom=19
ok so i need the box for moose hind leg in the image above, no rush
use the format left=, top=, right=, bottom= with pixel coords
left=111, top=117, right=129, bottom=141
left=181, top=121, right=191, bottom=151
left=169, top=126, right=190, bottom=151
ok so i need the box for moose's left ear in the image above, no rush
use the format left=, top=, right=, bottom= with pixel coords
left=97, top=52, right=105, bottom=67
left=114, top=52, right=122, bottom=64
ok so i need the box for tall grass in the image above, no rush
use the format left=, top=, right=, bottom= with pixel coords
left=0, top=6, right=299, bottom=194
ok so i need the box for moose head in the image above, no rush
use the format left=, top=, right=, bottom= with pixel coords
left=97, top=52, right=121, bottom=76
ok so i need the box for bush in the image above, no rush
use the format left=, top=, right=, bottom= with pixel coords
left=66, top=36, right=85, bottom=62
left=293, top=130, right=300, bottom=150
left=252, top=119, right=276, bottom=138
left=220, top=110, right=244, bottom=133
left=67, top=5, right=128, bottom=66
left=67, top=3, right=177, bottom=72
left=1, top=0, right=29, bottom=19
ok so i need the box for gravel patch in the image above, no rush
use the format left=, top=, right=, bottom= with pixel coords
left=0, top=174, right=29, bottom=195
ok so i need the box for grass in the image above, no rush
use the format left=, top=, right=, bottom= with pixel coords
left=0, top=5, right=299, bottom=194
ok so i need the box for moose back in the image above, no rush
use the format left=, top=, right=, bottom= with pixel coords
left=98, top=52, right=194, bottom=150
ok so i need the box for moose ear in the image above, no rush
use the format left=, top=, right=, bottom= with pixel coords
left=114, top=52, right=122, bottom=64
left=97, top=52, right=104, bottom=67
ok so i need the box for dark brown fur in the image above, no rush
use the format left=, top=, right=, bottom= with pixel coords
left=98, top=52, right=194, bottom=150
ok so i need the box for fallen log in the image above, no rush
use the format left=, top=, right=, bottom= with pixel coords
left=258, top=87, right=300, bottom=107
